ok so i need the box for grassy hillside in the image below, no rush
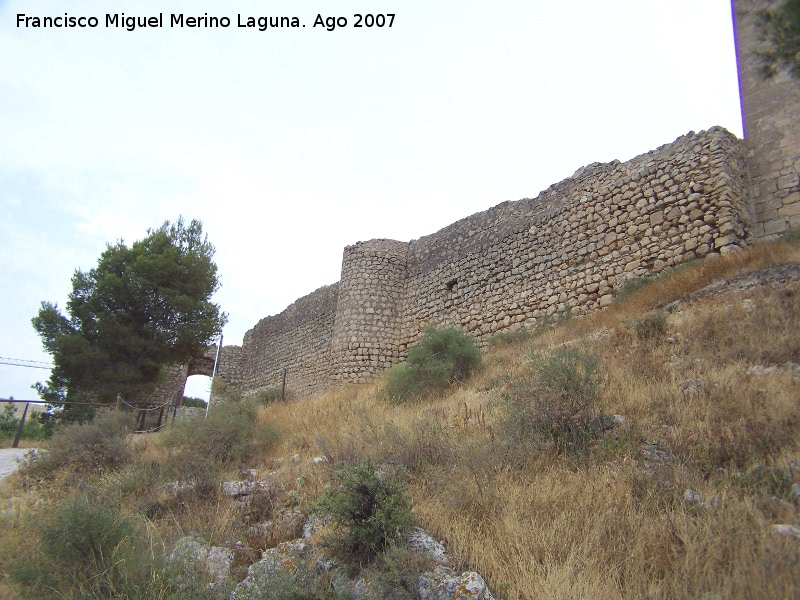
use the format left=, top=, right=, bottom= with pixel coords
left=2, top=236, right=800, bottom=599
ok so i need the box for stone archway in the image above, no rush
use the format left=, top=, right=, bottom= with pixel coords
left=187, top=354, right=215, bottom=378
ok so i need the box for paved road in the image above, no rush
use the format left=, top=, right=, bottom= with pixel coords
left=0, top=448, right=38, bottom=483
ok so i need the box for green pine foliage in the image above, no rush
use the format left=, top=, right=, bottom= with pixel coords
left=32, top=217, right=227, bottom=406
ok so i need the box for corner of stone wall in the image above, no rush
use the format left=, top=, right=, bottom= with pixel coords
left=703, top=127, right=752, bottom=253
left=149, top=363, right=189, bottom=407
left=209, top=344, right=243, bottom=403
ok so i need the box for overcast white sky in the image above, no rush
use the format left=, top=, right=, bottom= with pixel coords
left=1, top=0, right=743, bottom=401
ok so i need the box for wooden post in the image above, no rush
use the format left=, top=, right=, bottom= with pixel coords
left=12, top=403, right=30, bottom=449
left=138, top=406, right=147, bottom=431
left=281, top=368, right=287, bottom=401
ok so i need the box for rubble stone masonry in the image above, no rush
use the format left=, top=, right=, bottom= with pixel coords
left=211, top=127, right=752, bottom=396
left=177, top=2, right=798, bottom=400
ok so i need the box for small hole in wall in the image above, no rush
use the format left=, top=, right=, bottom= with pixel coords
left=444, top=279, right=458, bottom=295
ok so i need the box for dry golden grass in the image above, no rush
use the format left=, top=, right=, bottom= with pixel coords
left=246, top=239, right=800, bottom=599
left=1, top=239, right=799, bottom=599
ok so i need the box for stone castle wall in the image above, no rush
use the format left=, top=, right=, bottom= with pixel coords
left=220, top=127, right=750, bottom=396
left=733, top=0, right=800, bottom=238
left=150, top=363, right=189, bottom=406
left=397, top=128, right=750, bottom=349
left=156, top=2, right=796, bottom=401
left=229, top=283, right=339, bottom=396
left=214, top=344, right=242, bottom=387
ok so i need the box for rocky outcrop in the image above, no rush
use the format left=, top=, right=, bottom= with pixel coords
left=169, top=508, right=495, bottom=600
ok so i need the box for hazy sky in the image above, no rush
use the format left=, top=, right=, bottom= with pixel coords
left=1, top=0, right=743, bottom=400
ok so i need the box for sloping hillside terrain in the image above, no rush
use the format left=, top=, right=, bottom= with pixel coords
left=1, top=236, right=799, bottom=599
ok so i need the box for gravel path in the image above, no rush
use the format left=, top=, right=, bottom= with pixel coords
left=0, top=448, right=38, bottom=483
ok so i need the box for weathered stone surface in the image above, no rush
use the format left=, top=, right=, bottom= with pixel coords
left=407, top=527, right=448, bottom=563
left=684, top=489, right=702, bottom=505
left=772, top=524, right=800, bottom=539
left=734, top=0, right=800, bottom=243
left=418, top=565, right=495, bottom=600
left=232, top=540, right=309, bottom=600
left=168, top=536, right=233, bottom=584
left=589, top=414, right=616, bottom=433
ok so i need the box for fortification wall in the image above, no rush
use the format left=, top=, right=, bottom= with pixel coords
left=214, top=345, right=243, bottom=387
left=397, top=128, right=750, bottom=349
left=330, top=240, right=409, bottom=384
left=733, top=0, right=800, bottom=238
left=150, top=363, right=188, bottom=406
left=149, top=4, right=798, bottom=404
left=236, top=283, right=339, bottom=396
left=219, top=127, right=749, bottom=397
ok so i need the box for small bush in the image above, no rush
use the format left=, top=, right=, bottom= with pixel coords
left=317, top=460, right=414, bottom=569
left=487, top=328, right=533, bottom=347
left=614, top=275, right=656, bottom=300
left=7, top=495, right=210, bottom=599
left=633, top=311, right=668, bottom=341
left=8, top=496, right=139, bottom=598
left=0, top=403, right=19, bottom=437
left=384, top=327, right=480, bottom=402
left=42, top=497, right=134, bottom=580
left=20, top=409, right=134, bottom=481
left=162, top=399, right=280, bottom=490
left=779, top=230, right=800, bottom=244
left=496, top=347, right=603, bottom=456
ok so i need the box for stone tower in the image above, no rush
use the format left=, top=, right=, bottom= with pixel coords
left=732, top=0, right=800, bottom=238
left=330, top=239, right=408, bottom=384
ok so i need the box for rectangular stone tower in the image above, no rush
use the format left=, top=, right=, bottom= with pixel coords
left=733, top=0, right=800, bottom=238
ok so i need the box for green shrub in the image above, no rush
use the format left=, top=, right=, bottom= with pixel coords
left=614, top=275, right=656, bottom=300
left=317, top=460, right=414, bottom=569
left=779, top=230, right=800, bottom=244
left=384, top=327, right=480, bottom=402
left=9, top=497, right=138, bottom=598
left=7, top=496, right=212, bottom=600
left=162, top=399, right=280, bottom=490
left=0, top=403, right=19, bottom=437
left=496, top=347, right=603, bottom=457
left=20, top=410, right=134, bottom=480
left=42, top=497, right=133, bottom=581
